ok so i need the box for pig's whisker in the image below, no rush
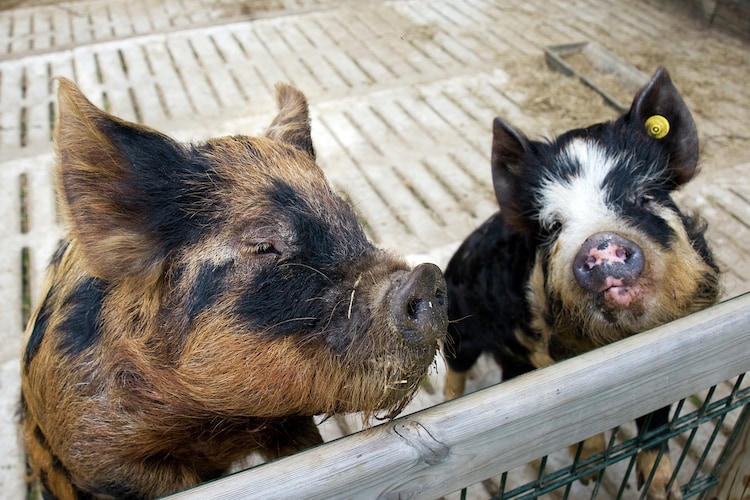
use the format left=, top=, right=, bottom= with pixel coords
left=261, top=316, right=318, bottom=334
left=280, top=262, right=334, bottom=284
left=347, top=275, right=363, bottom=319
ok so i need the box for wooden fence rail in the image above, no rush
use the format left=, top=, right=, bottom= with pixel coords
left=167, top=292, right=750, bottom=500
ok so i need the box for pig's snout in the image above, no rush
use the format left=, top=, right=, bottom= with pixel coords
left=573, top=232, right=645, bottom=294
left=389, top=263, right=448, bottom=343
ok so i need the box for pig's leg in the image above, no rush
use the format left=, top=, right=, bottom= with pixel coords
left=636, top=406, right=682, bottom=500
left=444, top=367, right=468, bottom=400
left=569, top=433, right=607, bottom=485
left=260, top=416, right=324, bottom=460
left=443, top=343, right=482, bottom=400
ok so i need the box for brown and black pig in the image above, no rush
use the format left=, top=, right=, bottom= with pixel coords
left=443, top=67, right=720, bottom=500
left=20, top=79, right=447, bottom=499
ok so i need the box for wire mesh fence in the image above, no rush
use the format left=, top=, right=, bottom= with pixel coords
left=486, top=375, right=749, bottom=499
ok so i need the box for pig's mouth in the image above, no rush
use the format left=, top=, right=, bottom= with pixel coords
left=597, top=277, right=646, bottom=318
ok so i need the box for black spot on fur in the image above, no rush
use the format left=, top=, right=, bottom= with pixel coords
left=100, top=119, right=217, bottom=253
left=269, top=179, right=371, bottom=264
left=49, top=240, right=69, bottom=268
left=683, top=213, right=720, bottom=274
left=57, top=278, right=106, bottom=357
left=267, top=180, right=339, bottom=266
left=599, top=130, right=678, bottom=248
left=237, top=261, right=334, bottom=337
left=235, top=180, right=372, bottom=337
left=24, top=241, right=72, bottom=371
left=619, top=205, right=675, bottom=248
left=187, top=262, right=231, bottom=325
left=23, top=292, right=53, bottom=371
left=33, top=424, right=47, bottom=447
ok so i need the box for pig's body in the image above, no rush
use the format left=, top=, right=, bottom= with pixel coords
left=443, top=68, right=720, bottom=500
left=21, top=79, right=447, bottom=499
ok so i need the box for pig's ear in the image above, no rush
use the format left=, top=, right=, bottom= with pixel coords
left=629, top=67, right=699, bottom=186
left=491, top=117, right=531, bottom=234
left=54, top=78, right=186, bottom=280
left=265, top=83, right=316, bottom=159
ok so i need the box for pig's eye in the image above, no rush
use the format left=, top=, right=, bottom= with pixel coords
left=544, top=219, right=563, bottom=234
left=250, top=242, right=280, bottom=255
left=637, top=195, right=654, bottom=208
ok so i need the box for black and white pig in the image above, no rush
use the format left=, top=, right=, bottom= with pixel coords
left=442, top=67, right=721, bottom=500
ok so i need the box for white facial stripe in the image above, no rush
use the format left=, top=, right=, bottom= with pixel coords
left=537, top=139, right=620, bottom=235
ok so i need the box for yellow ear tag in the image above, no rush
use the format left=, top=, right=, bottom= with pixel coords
left=645, top=115, right=669, bottom=139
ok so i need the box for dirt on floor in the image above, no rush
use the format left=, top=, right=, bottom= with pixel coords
left=499, top=40, right=749, bottom=173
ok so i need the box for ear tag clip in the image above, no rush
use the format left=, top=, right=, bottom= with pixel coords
left=645, top=115, right=670, bottom=139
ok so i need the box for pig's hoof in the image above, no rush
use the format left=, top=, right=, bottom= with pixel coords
left=637, top=451, right=682, bottom=500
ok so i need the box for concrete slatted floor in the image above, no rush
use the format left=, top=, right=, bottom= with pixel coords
left=1, top=0, right=748, bottom=498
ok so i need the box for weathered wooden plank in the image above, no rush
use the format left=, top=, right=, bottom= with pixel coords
left=167, top=293, right=750, bottom=500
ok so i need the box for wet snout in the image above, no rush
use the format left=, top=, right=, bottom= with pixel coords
left=389, top=263, right=448, bottom=344
left=573, top=232, right=645, bottom=294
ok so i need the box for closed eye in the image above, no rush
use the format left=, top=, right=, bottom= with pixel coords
left=548, top=219, right=563, bottom=233
left=637, top=195, right=654, bottom=208
left=250, top=241, right=282, bottom=256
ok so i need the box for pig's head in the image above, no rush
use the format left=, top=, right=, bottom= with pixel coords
left=490, top=67, right=720, bottom=347
left=22, top=79, right=446, bottom=497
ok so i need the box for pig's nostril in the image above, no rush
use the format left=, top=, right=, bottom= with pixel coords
left=407, top=298, right=421, bottom=320
left=406, top=292, right=441, bottom=321
left=585, top=255, right=597, bottom=270
left=435, top=288, right=446, bottom=308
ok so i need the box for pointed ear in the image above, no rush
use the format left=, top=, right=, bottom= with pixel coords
left=629, top=67, right=699, bottom=186
left=265, top=83, right=315, bottom=159
left=54, top=78, right=189, bottom=280
left=491, top=117, right=531, bottom=234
